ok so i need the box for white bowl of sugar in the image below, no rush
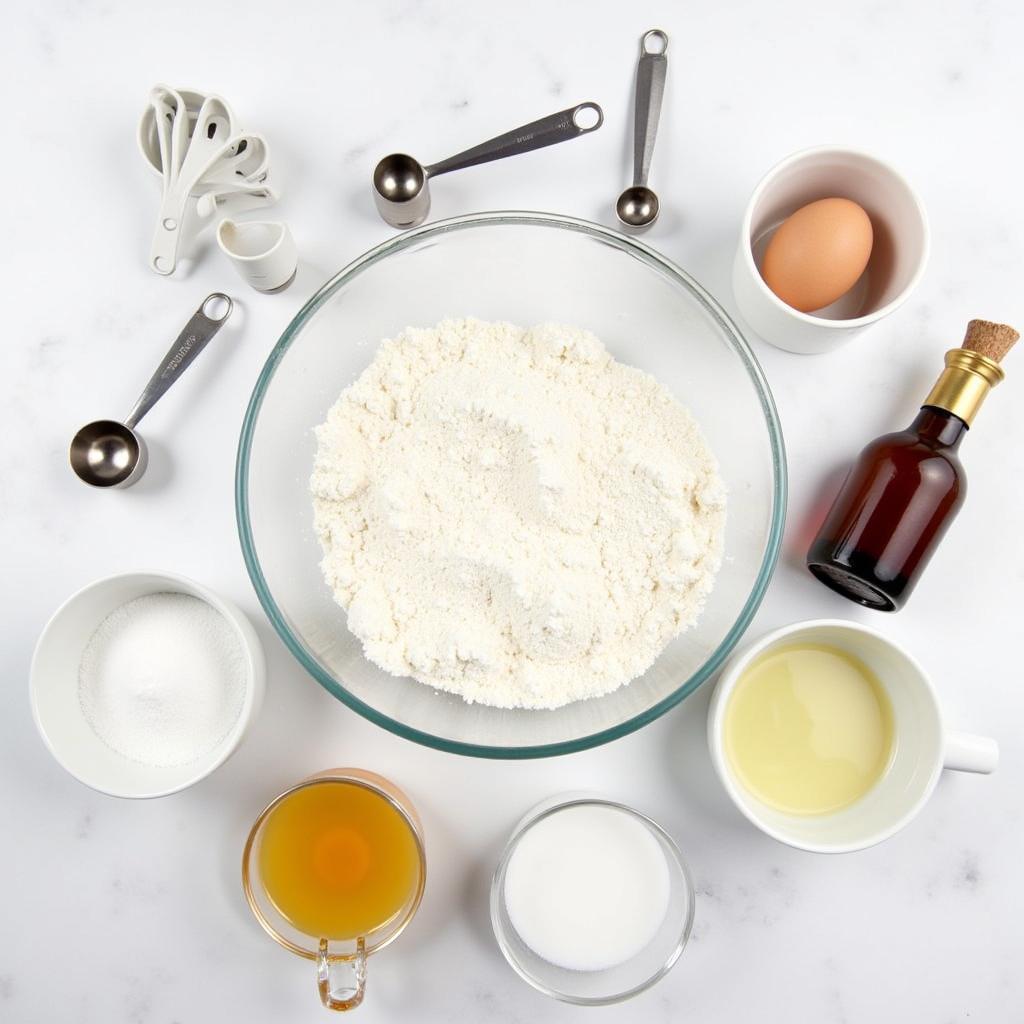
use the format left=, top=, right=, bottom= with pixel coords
left=31, top=571, right=265, bottom=798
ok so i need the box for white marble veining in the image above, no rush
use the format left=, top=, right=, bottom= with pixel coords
left=3, top=0, right=1023, bottom=1020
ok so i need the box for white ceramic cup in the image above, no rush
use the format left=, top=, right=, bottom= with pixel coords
left=217, top=217, right=297, bottom=292
left=707, top=619, right=996, bottom=853
left=31, top=571, right=265, bottom=798
left=732, top=146, right=929, bottom=354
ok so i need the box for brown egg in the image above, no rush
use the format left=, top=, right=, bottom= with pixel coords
left=761, top=198, right=874, bottom=313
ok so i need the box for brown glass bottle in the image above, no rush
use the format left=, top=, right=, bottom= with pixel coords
left=806, top=319, right=1017, bottom=611
left=807, top=407, right=966, bottom=610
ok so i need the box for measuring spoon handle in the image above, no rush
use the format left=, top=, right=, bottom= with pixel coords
left=125, top=294, right=233, bottom=429
left=424, top=102, right=603, bottom=179
left=632, top=30, right=668, bottom=188
left=149, top=190, right=189, bottom=276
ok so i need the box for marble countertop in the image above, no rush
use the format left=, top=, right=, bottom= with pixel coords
left=4, top=1, right=1022, bottom=1020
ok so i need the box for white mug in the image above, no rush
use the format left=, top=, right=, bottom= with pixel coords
left=707, top=619, right=997, bottom=853
left=731, top=146, right=929, bottom=355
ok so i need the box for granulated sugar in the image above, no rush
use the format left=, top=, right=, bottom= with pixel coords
left=503, top=804, right=671, bottom=971
left=312, top=318, right=725, bottom=710
left=79, top=592, right=246, bottom=766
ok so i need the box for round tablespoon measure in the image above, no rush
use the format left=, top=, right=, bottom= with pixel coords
left=70, top=294, right=233, bottom=488
left=616, top=30, right=668, bottom=230
left=373, top=101, right=604, bottom=228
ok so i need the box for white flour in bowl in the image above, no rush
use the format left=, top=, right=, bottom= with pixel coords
left=311, top=318, right=725, bottom=710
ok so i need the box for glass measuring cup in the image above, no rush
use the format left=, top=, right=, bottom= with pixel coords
left=242, top=769, right=426, bottom=1011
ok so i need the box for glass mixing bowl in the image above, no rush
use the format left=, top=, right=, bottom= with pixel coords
left=236, top=212, right=786, bottom=758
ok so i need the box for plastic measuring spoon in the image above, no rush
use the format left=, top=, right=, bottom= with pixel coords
left=147, top=96, right=237, bottom=272
left=138, top=88, right=233, bottom=177
left=197, top=134, right=271, bottom=188
left=149, top=132, right=269, bottom=275
left=149, top=85, right=190, bottom=181
left=196, top=183, right=280, bottom=220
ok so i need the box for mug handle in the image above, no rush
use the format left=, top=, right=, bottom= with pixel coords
left=943, top=731, right=999, bottom=774
left=317, top=937, right=366, bottom=1012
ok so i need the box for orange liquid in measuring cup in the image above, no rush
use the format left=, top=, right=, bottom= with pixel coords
left=258, top=781, right=420, bottom=941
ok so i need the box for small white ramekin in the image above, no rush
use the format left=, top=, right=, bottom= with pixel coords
left=31, top=571, right=265, bottom=798
left=732, top=146, right=929, bottom=355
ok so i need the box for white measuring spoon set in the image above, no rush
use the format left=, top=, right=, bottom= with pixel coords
left=138, top=85, right=282, bottom=277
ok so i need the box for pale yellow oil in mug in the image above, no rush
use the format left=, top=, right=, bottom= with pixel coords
left=724, top=643, right=895, bottom=815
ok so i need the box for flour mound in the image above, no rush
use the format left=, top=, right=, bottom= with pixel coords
left=311, top=318, right=725, bottom=710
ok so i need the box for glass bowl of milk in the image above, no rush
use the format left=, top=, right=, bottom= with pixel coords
left=490, top=795, right=694, bottom=1004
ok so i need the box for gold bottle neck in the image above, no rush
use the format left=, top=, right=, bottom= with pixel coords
left=922, top=348, right=1005, bottom=426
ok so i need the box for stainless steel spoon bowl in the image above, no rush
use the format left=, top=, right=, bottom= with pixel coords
left=70, top=293, right=232, bottom=488
left=616, top=29, right=668, bottom=231
left=616, top=186, right=661, bottom=228
left=373, top=153, right=429, bottom=226
left=373, top=102, right=603, bottom=229
left=70, top=419, right=147, bottom=487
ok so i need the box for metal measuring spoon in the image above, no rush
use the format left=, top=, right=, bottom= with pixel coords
left=616, top=30, right=668, bottom=230
left=373, top=101, right=604, bottom=228
left=70, top=294, right=233, bottom=488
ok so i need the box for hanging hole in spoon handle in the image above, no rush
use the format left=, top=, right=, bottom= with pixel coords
left=202, top=293, right=233, bottom=321
left=423, top=100, right=606, bottom=179
left=124, top=293, right=234, bottom=429
left=641, top=28, right=669, bottom=54
left=571, top=102, right=604, bottom=132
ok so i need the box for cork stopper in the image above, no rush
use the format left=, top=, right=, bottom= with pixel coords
left=962, top=319, right=1019, bottom=363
